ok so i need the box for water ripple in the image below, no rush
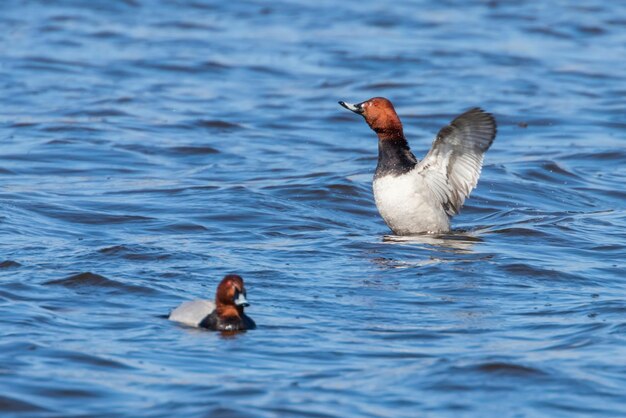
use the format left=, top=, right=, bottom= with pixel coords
left=1, top=0, right=625, bottom=416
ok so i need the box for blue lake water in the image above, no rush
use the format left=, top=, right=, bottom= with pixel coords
left=1, top=0, right=625, bottom=416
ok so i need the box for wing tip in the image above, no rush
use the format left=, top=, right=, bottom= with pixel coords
left=461, top=107, right=498, bottom=147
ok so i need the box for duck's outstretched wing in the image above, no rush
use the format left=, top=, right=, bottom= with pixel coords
left=415, top=108, right=496, bottom=216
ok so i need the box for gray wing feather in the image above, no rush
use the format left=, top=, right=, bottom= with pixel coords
left=416, top=108, right=496, bottom=216
left=168, top=300, right=215, bottom=327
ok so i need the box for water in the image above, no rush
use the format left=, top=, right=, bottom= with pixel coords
left=1, top=0, right=625, bottom=416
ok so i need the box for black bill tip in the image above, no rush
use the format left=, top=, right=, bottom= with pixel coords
left=338, top=100, right=364, bottom=114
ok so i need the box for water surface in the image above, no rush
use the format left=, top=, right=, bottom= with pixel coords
left=1, top=0, right=625, bottom=416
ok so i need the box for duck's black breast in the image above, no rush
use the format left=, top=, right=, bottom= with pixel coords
left=241, top=314, right=256, bottom=330
left=375, top=138, right=417, bottom=179
left=199, top=312, right=256, bottom=331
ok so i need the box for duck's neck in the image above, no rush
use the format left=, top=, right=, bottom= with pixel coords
left=375, top=132, right=417, bottom=178
left=216, top=304, right=243, bottom=318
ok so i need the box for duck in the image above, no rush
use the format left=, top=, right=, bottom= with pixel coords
left=168, top=274, right=256, bottom=331
left=339, top=97, right=497, bottom=235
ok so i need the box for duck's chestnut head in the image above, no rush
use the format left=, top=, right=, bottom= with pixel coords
left=216, top=274, right=249, bottom=308
left=339, top=97, right=404, bottom=139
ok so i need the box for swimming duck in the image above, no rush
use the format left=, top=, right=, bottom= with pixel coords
left=339, top=97, right=496, bottom=235
left=168, top=274, right=256, bottom=331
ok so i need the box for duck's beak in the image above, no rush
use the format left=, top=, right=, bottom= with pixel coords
left=339, top=101, right=364, bottom=115
left=234, top=292, right=249, bottom=307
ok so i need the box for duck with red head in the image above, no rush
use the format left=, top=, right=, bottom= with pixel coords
left=339, top=97, right=496, bottom=234
left=168, top=274, right=256, bottom=331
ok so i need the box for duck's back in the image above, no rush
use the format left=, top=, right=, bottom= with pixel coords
left=168, top=300, right=215, bottom=327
